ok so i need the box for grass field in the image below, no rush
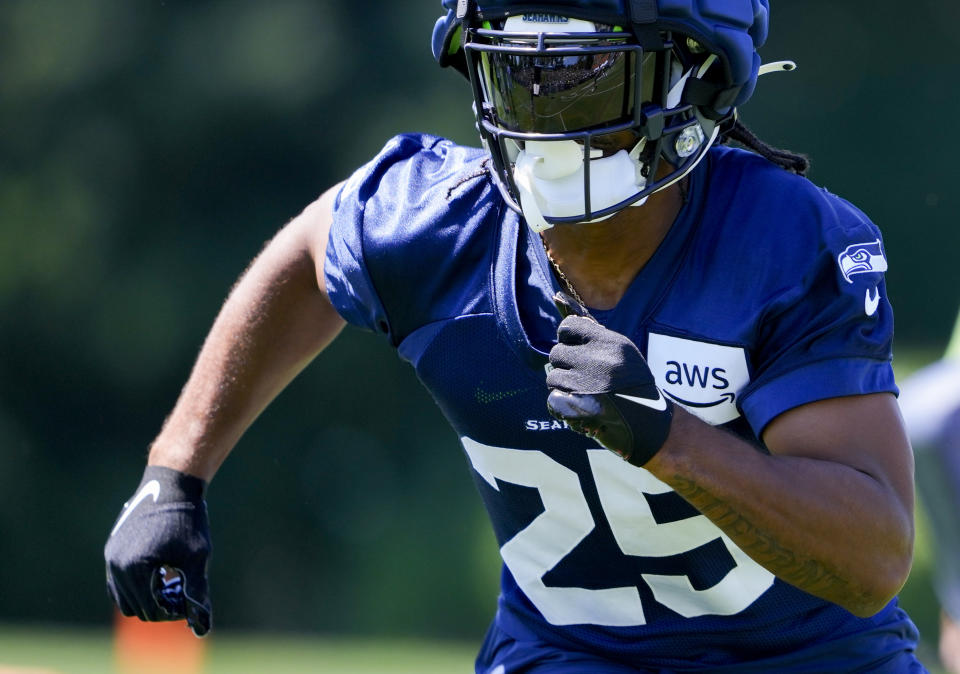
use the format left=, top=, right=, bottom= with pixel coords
left=0, top=626, right=479, bottom=674
left=0, top=623, right=948, bottom=674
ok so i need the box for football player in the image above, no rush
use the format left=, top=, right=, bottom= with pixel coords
left=899, top=310, right=960, bottom=674
left=105, top=1, right=926, bottom=671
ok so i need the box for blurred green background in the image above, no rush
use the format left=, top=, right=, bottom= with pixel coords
left=0, top=0, right=956, bottom=671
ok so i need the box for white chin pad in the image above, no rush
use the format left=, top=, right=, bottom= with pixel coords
left=524, top=140, right=585, bottom=180
left=513, top=141, right=647, bottom=232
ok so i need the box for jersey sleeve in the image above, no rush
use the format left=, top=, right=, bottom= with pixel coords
left=737, top=189, right=896, bottom=435
left=323, top=133, right=497, bottom=345
left=323, top=135, right=421, bottom=336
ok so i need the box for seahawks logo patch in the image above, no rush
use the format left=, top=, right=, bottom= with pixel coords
left=837, top=239, right=887, bottom=284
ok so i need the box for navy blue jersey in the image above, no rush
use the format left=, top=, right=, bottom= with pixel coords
left=324, top=134, right=920, bottom=670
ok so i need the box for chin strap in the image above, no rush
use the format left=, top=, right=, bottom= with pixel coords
left=514, top=152, right=552, bottom=233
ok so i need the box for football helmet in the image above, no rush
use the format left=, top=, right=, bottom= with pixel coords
left=433, top=0, right=770, bottom=230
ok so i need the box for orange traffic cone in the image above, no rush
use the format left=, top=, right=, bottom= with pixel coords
left=113, top=610, right=205, bottom=674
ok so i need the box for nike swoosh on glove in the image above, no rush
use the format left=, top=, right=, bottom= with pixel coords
left=105, top=465, right=212, bottom=637
left=546, top=291, right=673, bottom=466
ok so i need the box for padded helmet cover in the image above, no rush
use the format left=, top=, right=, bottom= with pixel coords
left=432, top=0, right=769, bottom=109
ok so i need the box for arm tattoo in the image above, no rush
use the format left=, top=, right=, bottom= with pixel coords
left=670, top=475, right=875, bottom=613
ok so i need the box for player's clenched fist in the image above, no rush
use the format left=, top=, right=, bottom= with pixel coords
left=104, top=465, right=213, bottom=637
left=546, top=292, right=673, bottom=467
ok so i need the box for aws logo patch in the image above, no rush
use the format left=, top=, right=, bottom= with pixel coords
left=647, top=333, right=750, bottom=425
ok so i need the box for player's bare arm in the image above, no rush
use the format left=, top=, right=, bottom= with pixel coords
left=148, top=184, right=346, bottom=481
left=105, top=184, right=345, bottom=633
left=645, top=394, right=914, bottom=617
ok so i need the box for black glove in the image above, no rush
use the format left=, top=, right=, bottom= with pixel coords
left=105, top=465, right=212, bottom=637
left=546, top=292, right=673, bottom=466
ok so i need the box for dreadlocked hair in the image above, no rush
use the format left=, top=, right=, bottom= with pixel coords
left=721, top=118, right=810, bottom=177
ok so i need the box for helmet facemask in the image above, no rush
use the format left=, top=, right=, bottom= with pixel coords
left=463, top=14, right=723, bottom=231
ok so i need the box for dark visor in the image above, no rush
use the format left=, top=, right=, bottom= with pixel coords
left=476, top=39, right=653, bottom=134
